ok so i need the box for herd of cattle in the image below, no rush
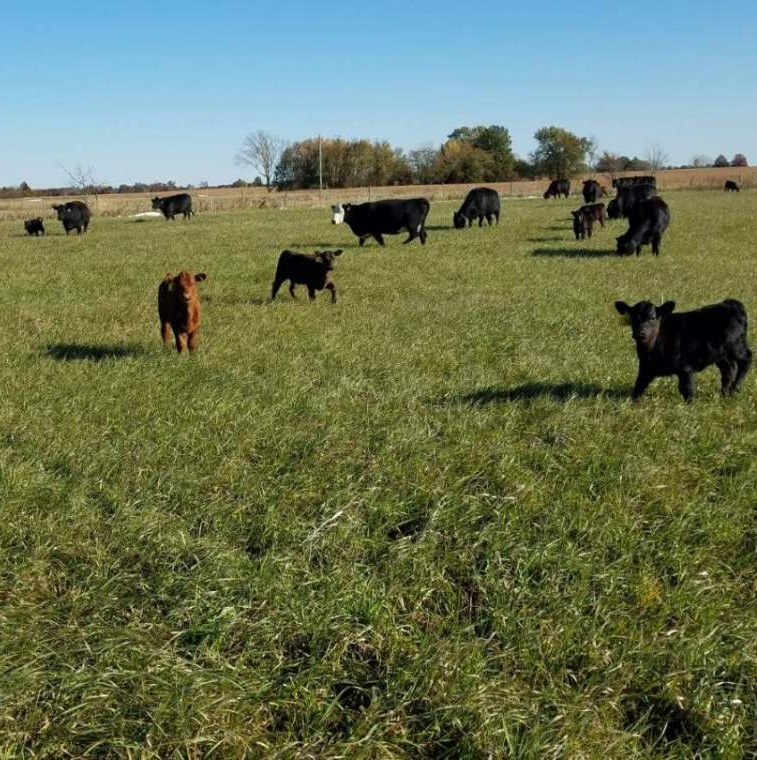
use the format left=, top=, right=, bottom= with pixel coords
left=17, top=180, right=752, bottom=400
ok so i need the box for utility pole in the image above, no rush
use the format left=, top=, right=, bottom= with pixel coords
left=319, top=135, right=323, bottom=198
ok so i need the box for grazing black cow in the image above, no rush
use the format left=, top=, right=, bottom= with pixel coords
left=607, top=184, right=658, bottom=220
left=52, top=201, right=90, bottom=235
left=24, top=217, right=45, bottom=236
left=724, top=180, right=740, bottom=193
left=571, top=203, right=607, bottom=240
left=614, top=298, right=752, bottom=401
left=151, top=193, right=194, bottom=220
left=582, top=179, right=602, bottom=204
left=612, top=175, right=657, bottom=190
left=271, top=249, right=342, bottom=303
left=616, top=197, right=670, bottom=256
left=453, top=187, right=501, bottom=228
left=543, top=179, right=570, bottom=199
left=331, top=198, right=429, bottom=246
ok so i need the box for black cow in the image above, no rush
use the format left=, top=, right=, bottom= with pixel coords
left=24, top=217, right=45, bottom=236
left=614, top=298, right=752, bottom=401
left=612, top=175, right=657, bottom=190
left=607, top=184, right=658, bottom=220
left=152, top=193, right=194, bottom=220
left=271, top=249, right=342, bottom=303
left=571, top=203, right=606, bottom=240
left=724, top=180, right=740, bottom=193
left=543, top=179, right=570, bottom=199
left=453, top=187, right=501, bottom=228
left=331, top=198, right=429, bottom=246
left=582, top=179, right=602, bottom=204
left=52, top=201, right=90, bottom=235
left=616, top=197, right=670, bottom=256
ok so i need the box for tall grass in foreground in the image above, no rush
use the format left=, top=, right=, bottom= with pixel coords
left=1, top=192, right=757, bottom=757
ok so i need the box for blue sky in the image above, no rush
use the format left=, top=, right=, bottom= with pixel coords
left=2, top=1, right=755, bottom=188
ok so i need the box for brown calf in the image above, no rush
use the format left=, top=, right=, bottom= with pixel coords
left=158, top=271, right=207, bottom=352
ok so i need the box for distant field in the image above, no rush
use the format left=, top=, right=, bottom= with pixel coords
left=2, top=190, right=757, bottom=757
left=1, top=166, right=755, bottom=220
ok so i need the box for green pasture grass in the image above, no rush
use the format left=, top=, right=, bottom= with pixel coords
left=2, top=191, right=757, bottom=757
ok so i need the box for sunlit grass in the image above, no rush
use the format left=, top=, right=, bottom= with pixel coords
left=1, top=190, right=757, bottom=756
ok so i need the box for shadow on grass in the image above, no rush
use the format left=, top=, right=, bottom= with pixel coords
left=46, top=343, right=145, bottom=361
left=527, top=236, right=566, bottom=243
left=441, top=381, right=628, bottom=405
left=426, top=224, right=452, bottom=232
left=532, top=247, right=616, bottom=259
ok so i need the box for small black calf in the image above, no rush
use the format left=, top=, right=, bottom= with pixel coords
left=724, top=180, right=740, bottom=192
left=571, top=203, right=606, bottom=240
left=614, top=298, right=752, bottom=401
left=271, top=249, right=342, bottom=303
left=24, top=217, right=45, bottom=236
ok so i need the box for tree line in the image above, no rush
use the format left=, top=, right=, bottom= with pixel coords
left=237, top=126, right=750, bottom=192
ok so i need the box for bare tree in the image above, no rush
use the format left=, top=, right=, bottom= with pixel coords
left=236, top=130, right=287, bottom=191
left=58, top=162, right=100, bottom=208
left=645, top=143, right=669, bottom=172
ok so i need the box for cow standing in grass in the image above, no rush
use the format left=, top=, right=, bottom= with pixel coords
left=616, top=197, right=670, bottom=256
left=158, top=271, right=207, bottom=352
left=24, top=218, right=45, bottom=236
left=271, top=249, right=342, bottom=303
left=543, top=179, right=570, bottom=199
left=571, top=203, right=606, bottom=240
left=453, top=187, right=501, bottom=228
left=152, top=193, right=194, bottom=220
left=724, top=180, right=740, bottom=192
left=332, top=199, right=429, bottom=247
left=614, top=298, right=751, bottom=401
left=52, top=201, right=90, bottom=234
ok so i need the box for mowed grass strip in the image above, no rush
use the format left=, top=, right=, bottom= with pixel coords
left=1, top=191, right=757, bottom=757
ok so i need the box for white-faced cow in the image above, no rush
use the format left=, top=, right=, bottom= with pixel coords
left=331, top=198, right=430, bottom=247
left=152, top=193, right=194, bottom=220
left=614, top=298, right=752, bottom=401
left=453, top=187, right=501, bottom=228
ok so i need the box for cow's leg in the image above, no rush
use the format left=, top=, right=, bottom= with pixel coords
left=359, top=235, right=368, bottom=247
left=325, top=282, right=336, bottom=303
left=187, top=331, right=199, bottom=352
left=403, top=229, right=417, bottom=244
left=478, top=215, right=484, bottom=228
left=175, top=332, right=188, bottom=353
left=419, top=228, right=427, bottom=244
left=652, top=234, right=662, bottom=256
left=307, top=287, right=316, bottom=302
left=732, top=347, right=753, bottom=392
left=677, top=372, right=695, bottom=402
left=161, top=321, right=172, bottom=348
left=373, top=233, right=385, bottom=246
left=717, top=359, right=738, bottom=395
left=631, top=369, right=654, bottom=400
left=587, top=220, right=593, bottom=238
left=635, top=245, right=642, bottom=256
left=270, top=278, right=283, bottom=301
left=289, top=282, right=297, bottom=299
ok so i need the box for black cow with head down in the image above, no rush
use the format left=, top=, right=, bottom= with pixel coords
left=616, top=197, right=670, bottom=256
left=152, top=193, right=194, bottom=220
left=453, top=187, right=501, bottom=228
left=331, top=198, right=429, bottom=246
left=543, top=179, right=570, bottom=199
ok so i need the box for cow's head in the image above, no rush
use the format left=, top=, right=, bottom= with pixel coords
left=331, top=204, right=346, bottom=224
left=166, top=271, right=207, bottom=301
left=315, top=249, right=342, bottom=270
left=453, top=211, right=467, bottom=229
left=615, top=300, right=675, bottom=347
left=151, top=197, right=162, bottom=210
left=52, top=204, right=64, bottom=218
left=616, top=232, right=638, bottom=255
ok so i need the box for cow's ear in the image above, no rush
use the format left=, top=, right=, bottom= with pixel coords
left=333, top=249, right=342, bottom=256
left=571, top=211, right=579, bottom=217
left=195, top=273, right=207, bottom=282
left=614, top=301, right=630, bottom=315
left=657, top=301, right=675, bottom=316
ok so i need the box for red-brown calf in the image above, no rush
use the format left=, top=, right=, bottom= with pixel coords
left=158, top=271, right=207, bottom=352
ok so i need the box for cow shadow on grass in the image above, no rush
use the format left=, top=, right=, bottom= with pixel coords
left=287, top=242, right=343, bottom=249
left=527, top=236, right=565, bottom=243
left=439, top=381, right=628, bottom=406
left=46, top=343, right=145, bottom=362
left=532, top=247, right=616, bottom=259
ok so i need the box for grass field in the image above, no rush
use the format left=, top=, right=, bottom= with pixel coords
left=2, top=190, right=757, bottom=757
